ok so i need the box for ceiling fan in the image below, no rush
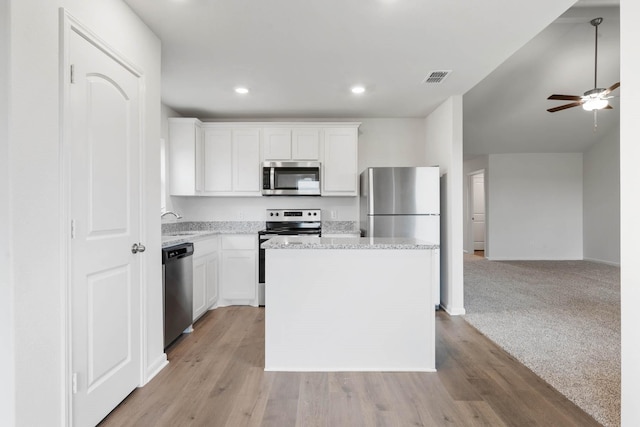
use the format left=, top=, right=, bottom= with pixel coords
left=547, top=17, right=620, bottom=114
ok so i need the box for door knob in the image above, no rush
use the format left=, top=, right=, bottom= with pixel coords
left=131, top=243, right=146, bottom=254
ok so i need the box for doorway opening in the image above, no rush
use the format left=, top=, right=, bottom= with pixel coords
left=468, top=170, right=485, bottom=258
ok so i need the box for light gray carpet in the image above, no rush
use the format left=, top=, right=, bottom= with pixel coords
left=463, top=255, right=620, bottom=427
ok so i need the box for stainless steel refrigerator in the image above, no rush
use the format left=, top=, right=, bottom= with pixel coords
left=360, top=166, right=440, bottom=306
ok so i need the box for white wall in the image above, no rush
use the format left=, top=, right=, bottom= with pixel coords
left=424, top=96, right=465, bottom=315
left=357, top=118, right=428, bottom=171
left=168, top=118, right=427, bottom=222
left=583, top=128, right=620, bottom=265
left=486, top=153, right=583, bottom=260
left=172, top=195, right=358, bottom=222
left=0, top=0, right=14, bottom=425
left=463, top=156, right=489, bottom=255
left=8, top=1, right=161, bottom=425
left=620, top=1, right=640, bottom=425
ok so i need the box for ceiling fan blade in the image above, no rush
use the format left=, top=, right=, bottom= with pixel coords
left=602, top=82, right=620, bottom=96
left=547, top=101, right=583, bottom=113
left=548, top=94, right=583, bottom=101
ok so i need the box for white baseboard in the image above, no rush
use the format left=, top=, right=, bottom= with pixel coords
left=265, top=366, right=437, bottom=372
left=145, top=354, right=169, bottom=385
left=483, top=256, right=619, bottom=266
left=486, top=256, right=582, bottom=261
left=441, top=303, right=466, bottom=316
left=583, top=257, right=620, bottom=267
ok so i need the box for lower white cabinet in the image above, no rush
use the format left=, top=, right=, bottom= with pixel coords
left=192, top=237, right=219, bottom=321
left=219, top=234, right=258, bottom=305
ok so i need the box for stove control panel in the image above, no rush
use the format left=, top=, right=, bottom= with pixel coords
left=266, top=209, right=322, bottom=221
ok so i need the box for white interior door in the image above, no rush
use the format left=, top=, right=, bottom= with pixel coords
left=471, top=174, right=485, bottom=251
left=68, top=28, right=142, bottom=427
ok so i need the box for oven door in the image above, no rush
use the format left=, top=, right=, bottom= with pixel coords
left=258, top=233, right=281, bottom=307
left=258, top=234, right=278, bottom=286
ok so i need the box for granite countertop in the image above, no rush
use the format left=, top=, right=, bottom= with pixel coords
left=162, top=231, right=217, bottom=247
left=162, top=220, right=362, bottom=248
left=161, top=221, right=264, bottom=248
left=321, top=221, right=360, bottom=235
left=261, top=235, right=439, bottom=250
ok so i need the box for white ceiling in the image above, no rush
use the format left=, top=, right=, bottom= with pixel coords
left=124, top=0, right=619, bottom=156
left=464, top=3, right=620, bottom=158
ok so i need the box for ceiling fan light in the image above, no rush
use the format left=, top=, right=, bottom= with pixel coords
left=582, top=98, right=609, bottom=111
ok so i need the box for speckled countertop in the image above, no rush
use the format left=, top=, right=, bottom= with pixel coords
left=261, top=235, right=439, bottom=250
left=162, top=220, right=362, bottom=248
left=161, top=221, right=263, bottom=248
left=321, top=221, right=360, bottom=235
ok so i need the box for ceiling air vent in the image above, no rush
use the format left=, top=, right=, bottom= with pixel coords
left=422, top=70, right=451, bottom=84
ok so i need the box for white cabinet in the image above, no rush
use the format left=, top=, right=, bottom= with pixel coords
left=263, top=128, right=292, bottom=160
left=262, top=127, right=320, bottom=161
left=322, top=126, right=359, bottom=196
left=293, top=128, right=321, bottom=160
left=168, top=118, right=202, bottom=196
left=192, top=237, right=219, bottom=321
left=200, top=126, right=261, bottom=196
left=219, top=235, right=258, bottom=305
left=234, top=129, right=261, bottom=192
left=200, top=127, right=232, bottom=192
left=169, top=120, right=360, bottom=197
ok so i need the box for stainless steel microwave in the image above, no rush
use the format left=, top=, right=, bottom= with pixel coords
left=262, top=161, right=321, bottom=196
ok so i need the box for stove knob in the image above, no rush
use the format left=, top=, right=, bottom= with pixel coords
left=270, top=212, right=274, bottom=216
left=313, top=212, right=317, bottom=216
left=276, top=212, right=279, bottom=216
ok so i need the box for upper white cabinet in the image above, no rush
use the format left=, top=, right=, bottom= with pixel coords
left=168, top=118, right=202, bottom=196
left=262, top=127, right=320, bottom=161
left=169, top=120, right=261, bottom=196
left=322, top=126, right=359, bottom=196
left=200, top=127, right=232, bottom=193
left=200, top=126, right=260, bottom=195
left=263, top=128, right=292, bottom=160
left=233, top=129, right=261, bottom=193
left=293, top=128, right=321, bottom=160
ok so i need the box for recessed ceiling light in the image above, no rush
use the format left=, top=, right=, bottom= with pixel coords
left=235, top=87, right=249, bottom=94
left=351, top=86, right=365, bottom=94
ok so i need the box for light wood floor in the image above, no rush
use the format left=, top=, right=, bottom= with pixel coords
left=99, top=307, right=600, bottom=427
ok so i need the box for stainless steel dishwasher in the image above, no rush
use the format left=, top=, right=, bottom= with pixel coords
left=162, top=242, right=194, bottom=349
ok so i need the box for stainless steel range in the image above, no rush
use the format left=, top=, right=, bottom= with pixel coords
left=258, top=209, right=322, bottom=305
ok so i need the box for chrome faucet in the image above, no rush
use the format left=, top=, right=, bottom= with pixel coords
left=161, top=210, right=182, bottom=219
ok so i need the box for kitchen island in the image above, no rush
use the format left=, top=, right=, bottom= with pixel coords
left=262, top=236, right=438, bottom=372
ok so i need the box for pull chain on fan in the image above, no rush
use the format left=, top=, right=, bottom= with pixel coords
left=546, top=17, right=620, bottom=129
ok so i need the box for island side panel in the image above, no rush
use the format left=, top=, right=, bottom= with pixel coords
left=265, top=248, right=435, bottom=371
